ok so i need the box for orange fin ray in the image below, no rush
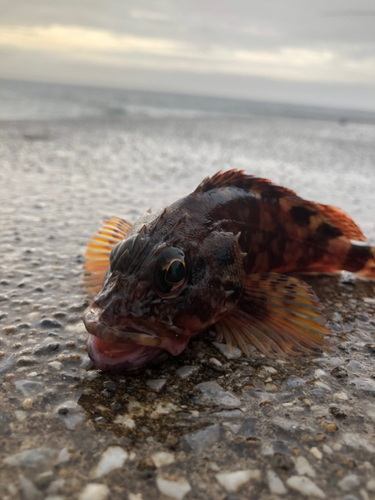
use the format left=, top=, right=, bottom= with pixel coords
left=82, top=216, right=132, bottom=296
left=214, top=272, right=330, bottom=358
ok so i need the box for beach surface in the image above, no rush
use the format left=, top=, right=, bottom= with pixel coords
left=1, top=93, right=375, bottom=499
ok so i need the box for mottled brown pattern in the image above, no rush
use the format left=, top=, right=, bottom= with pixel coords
left=83, top=170, right=375, bottom=371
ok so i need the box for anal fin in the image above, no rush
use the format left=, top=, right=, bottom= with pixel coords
left=214, top=273, right=330, bottom=358
left=82, top=217, right=132, bottom=296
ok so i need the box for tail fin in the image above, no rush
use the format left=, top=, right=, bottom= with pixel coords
left=345, top=243, right=375, bottom=278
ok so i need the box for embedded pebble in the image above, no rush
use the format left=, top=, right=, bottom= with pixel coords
left=182, top=424, right=220, bottom=454
left=114, top=415, right=136, bottom=428
left=195, top=381, right=241, bottom=407
left=40, top=319, right=62, bottom=329
left=176, top=365, right=199, bottom=379
left=212, top=341, right=242, bottom=359
left=295, top=456, right=316, bottom=478
left=57, top=448, right=71, bottom=464
left=18, top=474, right=43, bottom=500
left=351, top=379, right=375, bottom=392
left=216, top=469, right=261, bottom=493
left=286, top=476, right=326, bottom=498
left=151, top=451, right=175, bottom=467
left=338, top=474, right=360, bottom=491
left=78, top=483, right=110, bottom=500
left=0, top=353, right=16, bottom=373
left=367, top=479, right=375, bottom=491
left=15, top=380, right=43, bottom=396
left=310, top=447, right=323, bottom=460
left=156, top=476, right=191, bottom=500
left=267, top=469, right=287, bottom=495
left=55, top=401, right=84, bottom=430
left=48, top=361, right=63, bottom=371
left=91, top=446, right=128, bottom=478
left=146, top=379, right=167, bottom=392
left=4, top=448, right=57, bottom=467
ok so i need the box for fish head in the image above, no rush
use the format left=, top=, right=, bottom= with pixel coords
left=83, top=212, right=246, bottom=371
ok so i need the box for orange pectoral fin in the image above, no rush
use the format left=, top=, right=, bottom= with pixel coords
left=214, top=273, right=330, bottom=358
left=82, top=217, right=132, bottom=296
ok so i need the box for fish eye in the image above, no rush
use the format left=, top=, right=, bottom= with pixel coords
left=165, top=259, right=185, bottom=284
left=154, top=247, right=187, bottom=297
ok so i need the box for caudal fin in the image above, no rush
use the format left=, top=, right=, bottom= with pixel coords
left=346, top=243, right=375, bottom=278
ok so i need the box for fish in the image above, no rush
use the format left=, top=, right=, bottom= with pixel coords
left=82, top=170, right=375, bottom=372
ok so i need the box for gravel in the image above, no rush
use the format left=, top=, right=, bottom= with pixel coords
left=0, top=112, right=374, bottom=499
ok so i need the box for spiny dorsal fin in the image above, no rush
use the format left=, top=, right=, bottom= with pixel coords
left=195, top=169, right=365, bottom=242
left=194, top=169, right=297, bottom=197
left=82, top=217, right=132, bottom=296
left=214, top=272, right=329, bottom=358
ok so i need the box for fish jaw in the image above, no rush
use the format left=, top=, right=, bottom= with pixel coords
left=83, top=303, right=192, bottom=371
left=86, top=335, right=166, bottom=372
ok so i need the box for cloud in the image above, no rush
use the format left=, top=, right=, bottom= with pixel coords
left=0, top=24, right=374, bottom=85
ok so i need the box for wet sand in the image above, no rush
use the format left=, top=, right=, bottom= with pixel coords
left=0, top=114, right=375, bottom=500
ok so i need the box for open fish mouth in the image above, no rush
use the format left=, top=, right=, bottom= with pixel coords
left=83, top=304, right=190, bottom=371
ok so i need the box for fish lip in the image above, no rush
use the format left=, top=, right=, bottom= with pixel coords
left=86, top=335, right=166, bottom=372
left=82, top=304, right=190, bottom=356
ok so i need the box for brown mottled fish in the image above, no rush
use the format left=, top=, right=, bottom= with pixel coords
left=82, top=170, right=375, bottom=371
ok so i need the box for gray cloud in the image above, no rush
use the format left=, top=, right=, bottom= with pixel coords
left=0, top=0, right=374, bottom=110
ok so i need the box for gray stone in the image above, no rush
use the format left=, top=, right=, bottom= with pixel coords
left=338, top=474, right=360, bottom=491
left=18, top=474, right=43, bottom=500
left=4, top=448, right=57, bottom=468
left=285, top=376, right=306, bottom=388
left=195, top=381, right=241, bottom=407
left=55, top=401, right=84, bottom=430
left=351, top=379, right=375, bottom=392
left=286, top=475, right=326, bottom=498
left=0, top=353, right=16, bottom=373
left=176, top=365, right=199, bottom=379
left=267, top=470, right=287, bottom=495
left=212, top=342, right=242, bottom=359
left=14, top=380, right=43, bottom=396
left=182, top=424, right=220, bottom=454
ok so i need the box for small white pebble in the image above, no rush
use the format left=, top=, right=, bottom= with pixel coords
left=27, top=371, right=38, bottom=378
left=216, top=470, right=261, bottom=493
left=334, top=392, right=348, bottom=401
left=114, top=415, right=135, bottom=429
left=314, top=369, right=326, bottom=378
left=57, top=448, right=71, bottom=464
left=128, top=494, right=143, bottom=500
left=208, top=357, right=222, bottom=367
left=79, top=483, right=110, bottom=500
left=286, top=476, right=326, bottom=498
left=322, top=444, right=333, bottom=455
left=156, top=477, right=191, bottom=500
left=367, top=479, right=375, bottom=491
left=91, top=446, right=128, bottom=478
left=295, top=456, right=316, bottom=478
left=176, top=365, right=198, bottom=379
left=333, top=443, right=342, bottom=452
left=151, top=452, right=175, bottom=468
left=310, top=447, right=323, bottom=460
left=15, top=410, right=27, bottom=422
left=267, top=470, right=287, bottom=495
left=212, top=342, right=242, bottom=359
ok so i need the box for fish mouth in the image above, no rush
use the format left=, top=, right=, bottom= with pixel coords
left=83, top=304, right=190, bottom=371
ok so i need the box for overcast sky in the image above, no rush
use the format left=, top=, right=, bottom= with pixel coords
left=0, top=0, right=374, bottom=110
